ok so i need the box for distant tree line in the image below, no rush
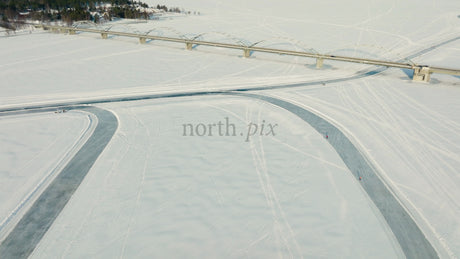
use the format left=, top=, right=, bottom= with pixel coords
left=0, top=0, right=180, bottom=26
left=154, top=4, right=181, bottom=13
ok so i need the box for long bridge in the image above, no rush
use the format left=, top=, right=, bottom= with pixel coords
left=37, top=24, right=460, bottom=83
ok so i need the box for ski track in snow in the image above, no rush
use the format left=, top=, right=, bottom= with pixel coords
left=276, top=76, right=459, bottom=258
left=1, top=13, right=460, bottom=257
left=0, top=111, right=95, bottom=239
left=0, top=106, right=118, bottom=258
left=0, top=81, right=450, bottom=258
left=118, top=108, right=152, bottom=259
left=1, top=74, right=453, bottom=258
left=246, top=103, right=302, bottom=258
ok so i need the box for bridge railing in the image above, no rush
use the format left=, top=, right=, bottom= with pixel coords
left=38, top=24, right=460, bottom=83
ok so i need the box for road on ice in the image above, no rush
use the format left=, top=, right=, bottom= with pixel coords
left=0, top=106, right=118, bottom=259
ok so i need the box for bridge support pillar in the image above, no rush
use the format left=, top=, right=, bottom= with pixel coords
left=243, top=49, right=251, bottom=58
left=139, top=37, right=146, bottom=44
left=316, top=58, right=324, bottom=69
left=413, top=67, right=431, bottom=82
left=101, top=33, right=108, bottom=39
left=186, top=42, right=193, bottom=50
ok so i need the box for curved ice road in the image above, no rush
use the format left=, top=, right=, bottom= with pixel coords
left=230, top=92, right=438, bottom=259
left=1, top=33, right=457, bottom=258
left=0, top=93, right=441, bottom=259
left=0, top=106, right=118, bottom=259
left=0, top=92, right=441, bottom=259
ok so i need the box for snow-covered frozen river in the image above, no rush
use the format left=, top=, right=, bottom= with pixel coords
left=1, top=0, right=459, bottom=257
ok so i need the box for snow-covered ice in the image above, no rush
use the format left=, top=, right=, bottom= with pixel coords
left=0, top=111, right=93, bottom=240
left=1, top=0, right=459, bottom=257
left=265, top=73, right=460, bottom=257
left=30, top=97, right=402, bottom=258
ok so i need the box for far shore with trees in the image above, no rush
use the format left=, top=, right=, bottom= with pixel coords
left=0, top=0, right=197, bottom=30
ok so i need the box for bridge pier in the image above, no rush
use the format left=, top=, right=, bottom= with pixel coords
left=316, top=58, right=324, bottom=69
left=35, top=24, right=460, bottom=80
left=413, top=66, right=431, bottom=82
left=243, top=49, right=251, bottom=58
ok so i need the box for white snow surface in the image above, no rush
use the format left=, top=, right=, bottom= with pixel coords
left=266, top=74, right=460, bottom=258
left=31, top=97, right=401, bottom=258
left=1, top=0, right=460, bottom=257
left=1, top=0, right=459, bottom=108
left=0, top=111, right=93, bottom=240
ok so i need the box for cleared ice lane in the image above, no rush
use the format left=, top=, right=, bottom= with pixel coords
left=232, top=92, right=439, bottom=259
left=0, top=106, right=118, bottom=259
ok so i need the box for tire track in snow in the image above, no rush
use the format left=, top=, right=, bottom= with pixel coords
left=119, top=108, right=152, bottom=259
left=246, top=104, right=300, bottom=257
left=229, top=92, right=439, bottom=259
left=0, top=111, right=96, bottom=240
left=0, top=106, right=118, bottom=259
left=0, top=92, right=441, bottom=258
left=0, top=32, right=457, bottom=258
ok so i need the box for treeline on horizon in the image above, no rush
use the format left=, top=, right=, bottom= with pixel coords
left=0, top=0, right=178, bottom=25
